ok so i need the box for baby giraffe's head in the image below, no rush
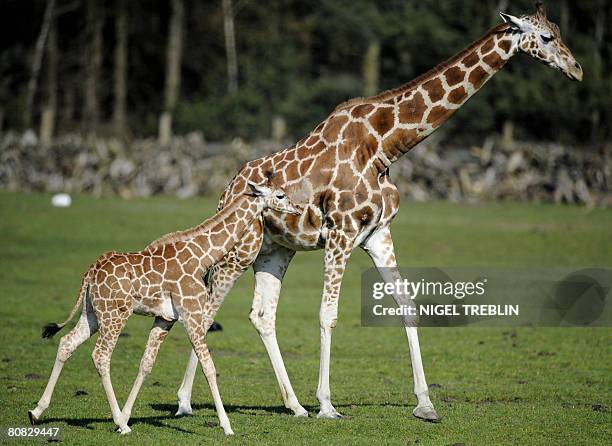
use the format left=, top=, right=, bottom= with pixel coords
left=247, top=181, right=302, bottom=215
left=500, top=2, right=583, bottom=81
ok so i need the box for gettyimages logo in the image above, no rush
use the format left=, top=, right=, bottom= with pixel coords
left=372, top=278, right=487, bottom=300
left=361, top=268, right=612, bottom=327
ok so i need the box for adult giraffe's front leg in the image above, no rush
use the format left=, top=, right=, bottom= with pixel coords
left=317, top=229, right=354, bottom=418
left=250, top=245, right=308, bottom=417
left=362, top=226, right=440, bottom=421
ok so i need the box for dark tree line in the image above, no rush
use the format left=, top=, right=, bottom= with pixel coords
left=0, top=0, right=610, bottom=146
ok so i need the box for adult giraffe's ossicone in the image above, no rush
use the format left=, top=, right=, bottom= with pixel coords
left=176, top=2, right=582, bottom=421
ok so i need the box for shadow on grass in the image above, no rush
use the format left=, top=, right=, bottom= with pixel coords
left=151, top=402, right=306, bottom=416
left=150, top=401, right=408, bottom=416
left=40, top=401, right=417, bottom=433
left=43, top=414, right=199, bottom=434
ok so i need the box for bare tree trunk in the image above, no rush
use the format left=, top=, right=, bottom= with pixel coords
left=40, top=18, right=58, bottom=145
left=559, top=0, right=569, bottom=35
left=84, top=0, right=103, bottom=135
left=62, top=87, right=75, bottom=130
left=159, top=0, right=184, bottom=144
left=271, top=115, right=287, bottom=142
left=362, top=38, right=380, bottom=97
left=222, top=0, right=238, bottom=94
left=24, top=0, right=56, bottom=129
left=113, top=0, right=128, bottom=137
left=591, top=0, right=605, bottom=143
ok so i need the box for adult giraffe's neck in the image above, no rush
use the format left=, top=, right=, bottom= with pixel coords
left=375, top=24, right=517, bottom=169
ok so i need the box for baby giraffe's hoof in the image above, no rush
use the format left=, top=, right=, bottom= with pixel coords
left=223, top=427, right=234, bottom=436
left=28, top=411, right=38, bottom=425
left=413, top=405, right=441, bottom=422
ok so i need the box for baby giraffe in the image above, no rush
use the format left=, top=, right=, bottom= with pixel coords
left=28, top=182, right=300, bottom=435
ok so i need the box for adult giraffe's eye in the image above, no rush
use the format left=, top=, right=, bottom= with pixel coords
left=541, top=34, right=554, bottom=44
left=276, top=194, right=285, bottom=199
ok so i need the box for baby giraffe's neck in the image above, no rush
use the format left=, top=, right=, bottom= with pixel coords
left=147, top=194, right=262, bottom=249
left=190, top=195, right=264, bottom=268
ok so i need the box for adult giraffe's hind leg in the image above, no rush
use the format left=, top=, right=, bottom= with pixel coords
left=250, top=245, right=308, bottom=417
left=362, top=226, right=440, bottom=422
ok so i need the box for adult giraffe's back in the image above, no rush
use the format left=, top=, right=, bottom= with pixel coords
left=176, top=2, right=582, bottom=420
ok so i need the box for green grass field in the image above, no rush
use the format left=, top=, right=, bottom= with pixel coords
left=0, top=191, right=611, bottom=445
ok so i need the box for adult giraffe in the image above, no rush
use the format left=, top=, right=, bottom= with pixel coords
left=176, top=2, right=583, bottom=421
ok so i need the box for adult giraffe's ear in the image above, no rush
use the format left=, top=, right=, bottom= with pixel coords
left=499, top=12, right=525, bottom=32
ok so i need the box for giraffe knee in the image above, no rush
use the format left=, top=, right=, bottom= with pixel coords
left=320, top=318, right=337, bottom=330
left=192, top=346, right=216, bottom=379
left=139, top=356, right=155, bottom=376
left=201, top=358, right=216, bottom=380
left=319, top=307, right=338, bottom=330
left=249, top=307, right=275, bottom=336
left=91, top=349, right=110, bottom=376
left=57, top=336, right=74, bottom=362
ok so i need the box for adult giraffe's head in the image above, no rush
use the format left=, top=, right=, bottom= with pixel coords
left=500, top=2, right=583, bottom=81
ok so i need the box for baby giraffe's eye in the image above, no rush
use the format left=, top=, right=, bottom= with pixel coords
left=276, top=193, right=285, bottom=199
left=541, top=34, right=554, bottom=44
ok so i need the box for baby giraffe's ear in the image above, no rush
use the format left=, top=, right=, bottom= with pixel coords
left=264, top=169, right=276, bottom=185
left=499, top=12, right=525, bottom=32
left=247, top=181, right=269, bottom=197
left=535, top=2, right=547, bottom=18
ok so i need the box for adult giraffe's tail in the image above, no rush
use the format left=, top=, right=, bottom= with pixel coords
left=42, top=269, right=91, bottom=339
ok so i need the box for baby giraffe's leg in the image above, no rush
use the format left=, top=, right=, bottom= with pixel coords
left=184, top=316, right=233, bottom=435
left=29, top=308, right=98, bottom=423
left=91, top=310, right=131, bottom=434
left=176, top=290, right=233, bottom=435
left=121, top=317, right=174, bottom=424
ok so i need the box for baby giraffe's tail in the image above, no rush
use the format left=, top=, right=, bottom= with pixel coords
left=42, top=269, right=91, bottom=339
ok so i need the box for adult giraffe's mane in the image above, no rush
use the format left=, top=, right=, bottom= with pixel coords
left=334, top=23, right=511, bottom=112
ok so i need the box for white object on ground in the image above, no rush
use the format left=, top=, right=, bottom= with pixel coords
left=51, top=194, right=72, bottom=207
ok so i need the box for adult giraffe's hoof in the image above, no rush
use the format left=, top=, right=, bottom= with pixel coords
left=317, top=409, right=343, bottom=419
left=413, top=405, right=441, bottom=422
left=118, top=425, right=132, bottom=435
left=292, top=406, right=309, bottom=417
left=175, top=404, right=193, bottom=417
left=28, top=411, right=38, bottom=425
